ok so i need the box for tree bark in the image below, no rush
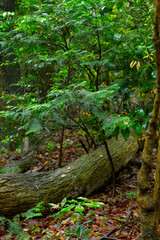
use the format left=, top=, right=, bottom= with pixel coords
left=0, top=134, right=138, bottom=217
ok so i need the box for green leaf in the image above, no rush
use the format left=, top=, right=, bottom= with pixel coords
left=74, top=204, right=85, bottom=213
left=26, top=118, right=42, bottom=134
left=121, top=127, right=130, bottom=140
left=54, top=212, right=66, bottom=219
left=85, top=211, right=94, bottom=217
left=22, top=202, right=45, bottom=220
left=116, top=2, right=124, bottom=10
left=113, top=126, right=119, bottom=139
left=75, top=225, right=86, bottom=237
left=135, top=108, right=145, bottom=118
left=100, top=6, right=113, bottom=14
left=83, top=218, right=95, bottom=224
left=60, top=204, right=75, bottom=213
left=114, top=33, right=122, bottom=41
left=68, top=199, right=78, bottom=203
left=82, top=234, right=90, bottom=240
left=70, top=215, right=77, bottom=224
left=77, top=197, right=89, bottom=202
left=84, top=202, right=103, bottom=208
left=132, top=123, right=142, bottom=136
left=61, top=198, right=67, bottom=204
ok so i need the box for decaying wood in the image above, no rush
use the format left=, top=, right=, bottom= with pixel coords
left=0, top=135, right=138, bottom=216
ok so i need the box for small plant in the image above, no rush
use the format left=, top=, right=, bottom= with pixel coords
left=49, top=197, right=105, bottom=239
left=0, top=215, right=30, bottom=240
left=21, top=201, right=45, bottom=220
left=15, top=145, right=22, bottom=153
left=1, top=135, right=10, bottom=144
left=127, top=192, right=136, bottom=199
left=0, top=147, right=9, bottom=154
left=46, top=141, right=55, bottom=151
left=0, top=166, right=22, bottom=174
left=29, top=224, right=41, bottom=234
left=0, top=202, right=45, bottom=239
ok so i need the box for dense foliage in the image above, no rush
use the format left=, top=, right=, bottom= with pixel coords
left=0, top=0, right=155, bottom=150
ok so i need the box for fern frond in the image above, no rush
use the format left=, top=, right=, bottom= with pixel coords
left=21, top=202, right=45, bottom=221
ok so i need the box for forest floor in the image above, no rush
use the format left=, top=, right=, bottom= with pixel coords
left=0, top=129, right=158, bottom=240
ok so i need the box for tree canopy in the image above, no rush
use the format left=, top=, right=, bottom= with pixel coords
left=0, top=0, right=156, bottom=145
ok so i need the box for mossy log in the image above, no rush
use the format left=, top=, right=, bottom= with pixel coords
left=0, top=135, right=138, bottom=216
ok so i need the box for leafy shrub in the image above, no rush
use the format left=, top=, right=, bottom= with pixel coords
left=48, top=197, right=105, bottom=239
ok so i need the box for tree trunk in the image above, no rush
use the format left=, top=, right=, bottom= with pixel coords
left=1, top=0, right=21, bottom=93
left=3, top=0, right=15, bottom=12
left=0, top=134, right=138, bottom=217
left=137, top=1, right=160, bottom=239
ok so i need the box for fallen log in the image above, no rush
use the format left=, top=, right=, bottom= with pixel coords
left=0, top=135, right=138, bottom=216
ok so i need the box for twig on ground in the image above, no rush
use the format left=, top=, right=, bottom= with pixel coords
left=98, top=236, right=121, bottom=240
left=97, top=210, right=133, bottom=240
left=58, top=125, right=64, bottom=168
left=119, top=210, right=133, bottom=233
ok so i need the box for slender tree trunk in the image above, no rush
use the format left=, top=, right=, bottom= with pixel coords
left=66, top=65, right=71, bottom=86
left=1, top=0, right=21, bottom=93
left=58, top=125, right=64, bottom=168
left=137, top=1, right=160, bottom=239
left=3, top=0, right=15, bottom=12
